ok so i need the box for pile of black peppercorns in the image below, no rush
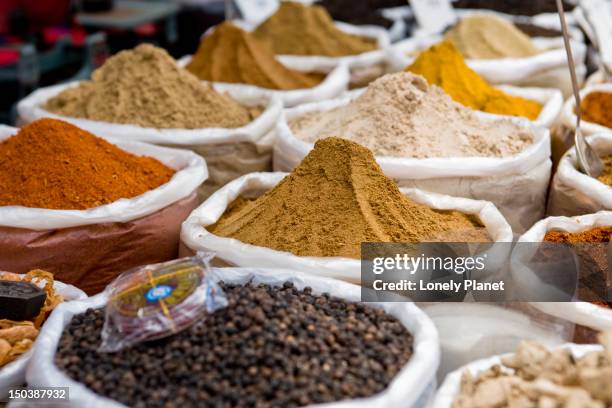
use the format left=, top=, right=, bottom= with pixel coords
left=55, top=282, right=414, bottom=408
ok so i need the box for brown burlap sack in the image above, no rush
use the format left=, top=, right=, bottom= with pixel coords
left=0, top=193, right=198, bottom=295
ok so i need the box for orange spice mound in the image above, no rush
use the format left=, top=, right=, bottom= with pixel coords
left=581, top=91, right=612, bottom=129
left=0, top=118, right=175, bottom=210
left=544, top=227, right=612, bottom=244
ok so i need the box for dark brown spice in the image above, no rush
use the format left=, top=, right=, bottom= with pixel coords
left=543, top=227, right=611, bottom=311
left=55, top=282, right=414, bottom=408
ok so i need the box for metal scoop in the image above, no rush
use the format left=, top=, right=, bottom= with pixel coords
left=557, top=0, right=603, bottom=178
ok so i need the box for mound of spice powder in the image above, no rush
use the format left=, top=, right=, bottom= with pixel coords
left=186, top=22, right=323, bottom=90
left=544, top=227, right=611, bottom=309
left=56, top=282, right=414, bottom=407
left=253, top=2, right=377, bottom=57
left=407, top=41, right=542, bottom=120
left=445, top=14, right=540, bottom=59
left=291, top=73, right=534, bottom=159
left=44, top=44, right=253, bottom=129
left=210, top=137, right=489, bottom=259
left=0, top=118, right=175, bottom=210
left=580, top=91, right=612, bottom=129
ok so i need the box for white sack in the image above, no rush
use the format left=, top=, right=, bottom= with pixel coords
left=386, top=34, right=587, bottom=97
left=431, top=343, right=603, bottom=408
left=180, top=172, right=513, bottom=283
left=16, top=82, right=281, bottom=199
left=513, top=211, right=612, bottom=333
left=379, top=6, right=409, bottom=42
left=558, top=84, right=612, bottom=138
left=0, top=274, right=87, bottom=400
left=272, top=95, right=551, bottom=232
left=26, top=267, right=440, bottom=408
left=0, top=125, right=207, bottom=230
left=177, top=55, right=350, bottom=108
left=421, top=303, right=575, bottom=381
left=548, top=133, right=612, bottom=216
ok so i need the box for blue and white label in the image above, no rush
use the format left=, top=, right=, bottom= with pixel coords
left=145, top=285, right=173, bottom=302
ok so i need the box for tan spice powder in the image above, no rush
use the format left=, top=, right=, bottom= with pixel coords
left=253, top=2, right=377, bottom=57
left=445, top=14, right=540, bottom=59
left=210, top=137, right=489, bottom=259
left=45, top=44, right=253, bottom=129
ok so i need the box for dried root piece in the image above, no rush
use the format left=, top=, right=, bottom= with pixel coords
left=0, top=270, right=63, bottom=368
left=453, top=330, right=612, bottom=408
left=0, top=325, right=38, bottom=344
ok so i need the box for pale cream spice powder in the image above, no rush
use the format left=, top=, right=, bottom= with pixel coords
left=290, top=72, right=534, bottom=159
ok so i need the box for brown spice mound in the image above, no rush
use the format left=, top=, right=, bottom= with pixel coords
left=253, top=2, right=377, bottom=57
left=580, top=91, right=612, bottom=129
left=0, top=118, right=175, bottom=210
left=544, top=227, right=611, bottom=310
left=210, top=137, right=488, bottom=258
left=44, top=44, right=253, bottom=129
left=187, top=22, right=323, bottom=90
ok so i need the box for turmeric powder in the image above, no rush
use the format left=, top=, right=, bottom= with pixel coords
left=406, top=41, right=542, bottom=120
left=580, top=91, right=612, bottom=129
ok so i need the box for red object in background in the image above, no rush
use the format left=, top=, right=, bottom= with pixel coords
left=0, top=49, right=20, bottom=66
left=134, top=23, right=156, bottom=37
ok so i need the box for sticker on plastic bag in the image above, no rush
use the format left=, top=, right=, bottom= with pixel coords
left=99, top=253, right=227, bottom=352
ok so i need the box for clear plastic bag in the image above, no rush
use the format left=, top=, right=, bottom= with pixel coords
left=99, top=253, right=227, bottom=352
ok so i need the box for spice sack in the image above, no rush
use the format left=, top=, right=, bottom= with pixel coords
left=177, top=21, right=351, bottom=108
left=240, top=2, right=392, bottom=89
left=420, top=302, right=575, bottom=380
left=25, top=267, right=440, bottom=408
left=554, top=84, right=612, bottom=165
left=0, top=125, right=206, bottom=295
left=274, top=89, right=551, bottom=233
left=180, top=172, right=513, bottom=283
left=431, top=342, right=606, bottom=408
left=513, top=211, right=612, bottom=343
left=548, top=133, right=612, bottom=217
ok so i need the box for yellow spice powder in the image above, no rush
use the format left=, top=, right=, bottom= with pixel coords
left=407, top=41, right=542, bottom=120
